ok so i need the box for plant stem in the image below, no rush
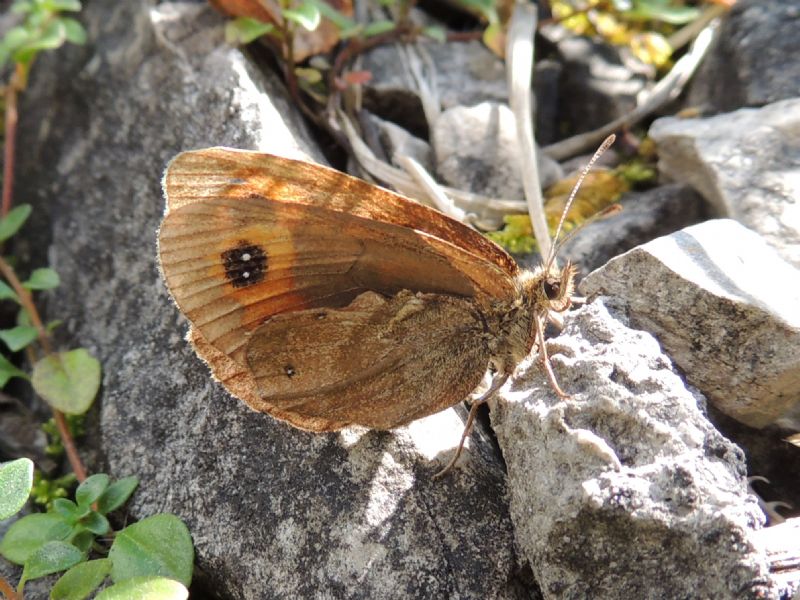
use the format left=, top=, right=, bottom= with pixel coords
left=2, top=67, right=23, bottom=218
left=0, top=255, right=87, bottom=482
left=54, top=410, right=87, bottom=482
left=0, top=256, right=51, bottom=354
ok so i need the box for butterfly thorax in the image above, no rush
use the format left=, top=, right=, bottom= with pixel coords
left=486, top=261, right=576, bottom=376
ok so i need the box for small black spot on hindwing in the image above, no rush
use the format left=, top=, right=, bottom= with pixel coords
left=221, top=242, right=267, bottom=288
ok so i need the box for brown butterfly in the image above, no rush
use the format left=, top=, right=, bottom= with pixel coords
left=157, top=140, right=614, bottom=473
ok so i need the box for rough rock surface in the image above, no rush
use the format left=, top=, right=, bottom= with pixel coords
left=649, top=97, right=800, bottom=268
left=432, top=102, right=563, bottom=199
left=541, top=27, right=651, bottom=137
left=688, top=0, right=800, bottom=112
left=490, top=298, right=773, bottom=599
left=12, top=2, right=532, bottom=598
left=580, top=220, right=800, bottom=429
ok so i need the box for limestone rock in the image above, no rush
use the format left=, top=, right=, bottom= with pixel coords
left=687, top=0, right=800, bottom=112
left=432, top=102, right=563, bottom=200
left=491, top=298, right=773, bottom=598
left=580, top=219, right=800, bottom=429
left=649, top=98, right=800, bottom=268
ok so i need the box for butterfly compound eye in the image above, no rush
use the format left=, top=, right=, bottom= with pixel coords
left=543, top=279, right=561, bottom=300
left=221, top=242, right=267, bottom=288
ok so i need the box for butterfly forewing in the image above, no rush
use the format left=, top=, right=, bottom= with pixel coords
left=163, top=147, right=518, bottom=278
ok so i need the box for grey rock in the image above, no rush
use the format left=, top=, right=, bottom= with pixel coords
left=361, top=40, right=508, bottom=137
left=649, top=98, right=800, bottom=269
left=559, top=182, right=712, bottom=278
left=580, top=220, right=800, bottom=429
left=12, top=2, right=532, bottom=599
left=688, top=0, right=800, bottom=112
left=432, top=102, right=563, bottom=199
left=531, top=59, right=562, bottom=146
left=359, top=110, right=434, bottom=172
left=490, top=297, right=774, bottom=599
left=360, top=39, right=558, bottom=143
left=542, top=27, right=651, bottom=137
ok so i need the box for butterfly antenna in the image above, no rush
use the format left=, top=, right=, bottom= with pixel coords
left=545, top=134, right=616, bottom=270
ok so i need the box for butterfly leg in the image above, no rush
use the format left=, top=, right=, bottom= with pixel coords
left=433, top=373, right=510, bottom=479
left=536, top=315, right=569, bottom=398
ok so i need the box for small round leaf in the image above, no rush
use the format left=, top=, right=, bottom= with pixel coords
left=20, top=540, right=83, bottom=582
left=51, top=558, right=112, bottom=600
left=82, top=511, right=110, bottom=535
left=0, top=204, right=32, bottom=242
left=109, top=514, right=194, bottom=586
left=23, top=267, right=60, bottom=290
left=59, top=17, right=86, bottom=44
left=31, top=349, right=101, bottom=414
left=0, top=457, right=33, bottom=520
left=0, top=353, right=29, bottom=388
left=96, top=576, right=188, bottom=600
left=0, top=324, right=38, bottom=351
left=76, top=473, right=110, bottom=507
left=0, top=513, right=71, bottom=564
left=97, top=476, right=139, bottom=515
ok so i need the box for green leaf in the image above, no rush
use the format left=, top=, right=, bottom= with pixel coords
left=76, top=473, right=109, bottom=507
left=0, top=353, right=30, bottom=387
left=81, top=511, right=109, bottom=536
left=10, top=1, right=33, bottom=15
left=0, top=280, right=20, bottom=302
left=422, top=25, right=446, bottom=42
left=224, top=17, right=275, bottom=45
left=13, top=19, right=67, bottom=65
left=0, top=513, right=71, bottom=564
left=52, top=558, right=112, bottom=600
left=59, top=17, right=86, bottom=44
left=282, top=2, right=321, bottom=31
left=304, top=0, right=353, bottom=30
left=0, top=204, right=32, bottom=242
left=109, top=514, right=194, bottom=587
left=67, top=527, right=95, bottom=554
left=0, top=458, right=34, bottom=520
left=52, top=498, right=84, bottom=523
left=31, top=349, right=101, bottom=414
left=20, top=540, right=83, bottom=583
left=16, top=307, right=31, bottom=326
left=42, top=0, right=83, bottom=12
left=623, top=1, right=699, bottom=25
left=0, top=325, right=38, bottom=352
left=23, top=267, right=60, bottom=290
left=0, top=27, right=30, bottom=69
left=361, top=20, right=395, bottom=38
left=97, top=476, right=138, bottom=515
left=96, top=576, right=188, bottom=600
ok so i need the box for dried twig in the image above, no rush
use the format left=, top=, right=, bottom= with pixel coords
left=507, top=3, right=551, bottom=258
left=544, top=19, right=719, bottom=161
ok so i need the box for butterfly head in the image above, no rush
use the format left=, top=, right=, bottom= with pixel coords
left=521, top=261, right=577, bottom=315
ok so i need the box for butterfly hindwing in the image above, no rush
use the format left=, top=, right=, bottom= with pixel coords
left=243, top=291, right=491, bottom=430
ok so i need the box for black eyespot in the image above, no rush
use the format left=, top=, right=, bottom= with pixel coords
left=284, top=365, right=296, bottom=378
left=543, top=280, right=560, bottom=300
left=221, top=242, right=267, bottom=288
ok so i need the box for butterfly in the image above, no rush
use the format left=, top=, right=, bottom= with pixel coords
left=157, top=138, right=615, bottom=474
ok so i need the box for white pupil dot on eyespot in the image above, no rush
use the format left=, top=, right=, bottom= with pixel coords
left=241, top=253, right=251, bottom=261
left=242, top=272, right=250, bottom=278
